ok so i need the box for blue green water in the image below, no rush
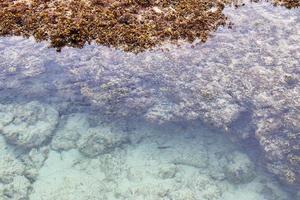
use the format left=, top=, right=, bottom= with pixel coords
left=0, top=1, right=299, bottom=200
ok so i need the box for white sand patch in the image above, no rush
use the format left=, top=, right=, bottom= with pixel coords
left=29, top=150, right=107, bottom=200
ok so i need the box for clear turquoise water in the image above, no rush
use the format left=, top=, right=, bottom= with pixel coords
left=0, top=1, right=299, bottom=200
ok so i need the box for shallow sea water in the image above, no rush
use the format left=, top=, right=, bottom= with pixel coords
left=0, top=1, right=300, bottom=200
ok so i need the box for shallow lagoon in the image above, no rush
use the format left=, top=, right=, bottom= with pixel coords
left=0, top=1, right=300, bottom=200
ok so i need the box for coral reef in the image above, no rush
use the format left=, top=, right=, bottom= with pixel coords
left=0, top=101, right=59, bottom=148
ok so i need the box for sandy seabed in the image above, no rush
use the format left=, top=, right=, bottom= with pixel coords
left=0, top=103, right=295, bottom=200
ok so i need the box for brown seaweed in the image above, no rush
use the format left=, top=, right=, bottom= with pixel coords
left=0, top=0, right=298, bottom=52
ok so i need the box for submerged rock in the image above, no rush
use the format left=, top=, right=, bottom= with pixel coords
left=223, top=151, right=256, bottom=184
left=0, top=154, right=25, bottom=185
left=78, top=126, right=128, bottom=157
left=0, top=136, right=32, bottom=200
left=51, top=113, right=129, bottom=157
left=21, top=147, right=50, bottom=182
left=51, top=113, right=90, bottom=151
left=0, top=101, right=59, bottom=148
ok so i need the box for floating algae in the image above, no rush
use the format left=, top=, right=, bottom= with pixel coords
left=0, top=0, right=299, bottom=52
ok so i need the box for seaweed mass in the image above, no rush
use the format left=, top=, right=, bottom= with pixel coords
left=0, top=0, right=299, bottom=52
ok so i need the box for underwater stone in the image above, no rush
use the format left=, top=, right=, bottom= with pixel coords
left=0, top=137, right=32, bottom=200
left=0, top=154, right=25, bottom=184
left=1, top=176, right=31, bottom=200
left=21, top=147, right=49, bottom=182
left=78, top=126, right=128, bottom=157
left=51, top=113, right=90, bottom=151
left=0, top=101, right=58, bottom=148
left=0, top=101, right=59, bottom=148
left=223, top=151, right=256, bottom=184
left=0, top=112, right=14, bottom=130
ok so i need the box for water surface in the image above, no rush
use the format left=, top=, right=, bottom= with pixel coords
left=0, top=2, right=299, bottom=200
